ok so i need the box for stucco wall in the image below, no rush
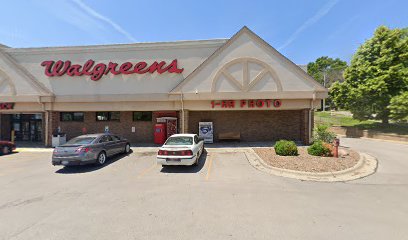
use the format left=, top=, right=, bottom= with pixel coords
left=6, top=40, right=225, bottom=97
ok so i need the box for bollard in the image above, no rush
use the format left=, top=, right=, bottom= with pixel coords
left=333, top=138, right=340, bottom=158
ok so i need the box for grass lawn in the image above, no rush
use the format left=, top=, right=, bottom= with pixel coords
left=314, top=111, right=408, bottom=135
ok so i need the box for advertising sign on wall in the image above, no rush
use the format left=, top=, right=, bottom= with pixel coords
left=0, top=103, right=14, bottom=110
left=40, top=59, right=184, bottom=81
left=211, top=99, right=281, bottom=109
left=199, top=122, right=213, bottom=144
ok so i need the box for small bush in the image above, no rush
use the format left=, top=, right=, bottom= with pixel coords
left=308, top=141, right=332, bottom=157
left=313, top=124, right=336, bottom=143
left=274, top=140, right=298, bottom=156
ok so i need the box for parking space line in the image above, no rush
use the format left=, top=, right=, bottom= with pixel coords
left=205, top=153, right=215, bottom=181
left=137, top=162, right=158, bottom=179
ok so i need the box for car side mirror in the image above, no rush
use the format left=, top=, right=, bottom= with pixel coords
left=198, top=136, right=204, bottom=142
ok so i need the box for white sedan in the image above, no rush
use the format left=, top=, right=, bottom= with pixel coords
left=157, top=134, right=204, bottom=166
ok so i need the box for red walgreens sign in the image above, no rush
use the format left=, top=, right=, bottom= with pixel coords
left=41, top=59, right=184, bottom=81
left=0, top=103, right=14, bottom=110
left=211, top=99, right=282, bottom=108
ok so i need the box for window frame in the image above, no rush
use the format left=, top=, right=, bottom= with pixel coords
left=132, top=111, right=153, bottom=122
left=60, top=112, right=84, bottom=122
left=96, top=112, right=120, bottom=122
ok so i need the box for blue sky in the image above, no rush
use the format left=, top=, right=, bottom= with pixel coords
left=0, top=0, right=407, bottom=64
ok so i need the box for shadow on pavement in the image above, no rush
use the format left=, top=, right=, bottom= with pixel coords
left=160, top=151, right=208, bottom=174
left=55, top=150, right=133, bottom=174
left=0, top=152, right=19, bottom=157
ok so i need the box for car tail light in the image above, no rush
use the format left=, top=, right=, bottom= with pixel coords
left=180, top=150, right=193, bottom=156
left=76, top=147, right=90, bottom=153
left=158, top=150, right=168, bottom=155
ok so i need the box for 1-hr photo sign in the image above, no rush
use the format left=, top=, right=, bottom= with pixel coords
left=211, top=99, right=282, bottom=109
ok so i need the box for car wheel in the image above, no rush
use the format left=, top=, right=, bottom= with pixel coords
left=124, top=144, right=130, bottom=154
left=97, top=151, right=107, bottom=166
left=2, top=146, right=10, bottom=155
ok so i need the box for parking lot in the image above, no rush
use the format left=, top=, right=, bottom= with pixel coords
left=1, top=138, right=408, bottom=240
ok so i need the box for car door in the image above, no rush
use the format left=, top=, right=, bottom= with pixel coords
left=105, top=135, right=117, bottom=156
left=111, top=135, right=123, bottom=154
left=99, top=135, right=114, bottom=157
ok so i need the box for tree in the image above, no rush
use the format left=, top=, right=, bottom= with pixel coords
left=307, top=56, right=348, bottom=110
left=330, top=26, right=408, bottom=123
left=307, top=56, right=347, bottom=87
left=389, top=91, right=408, bottom=122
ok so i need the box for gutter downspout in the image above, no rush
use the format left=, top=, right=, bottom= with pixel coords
left=309, top=92, right=316, bottom=144
left=180, top=91, right=185, bottom=133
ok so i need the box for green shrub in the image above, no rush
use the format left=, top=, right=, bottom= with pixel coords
left=274, top=140, right=298, bottom=156
left=313, top=124, right=336, bottom=143
left=308, top=141, right=332, bottom=157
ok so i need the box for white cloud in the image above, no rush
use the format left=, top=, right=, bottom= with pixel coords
left=278, top=0, right=339, bottom=50
left=71, top=0, right=136, bottom=42
left=35, top=0, right=136, bottom=43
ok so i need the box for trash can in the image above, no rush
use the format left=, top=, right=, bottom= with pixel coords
left=52, top=134, right=66, bottom=147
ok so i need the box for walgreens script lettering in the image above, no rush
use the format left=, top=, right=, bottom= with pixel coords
left=41, top=59, right=184, bottom=81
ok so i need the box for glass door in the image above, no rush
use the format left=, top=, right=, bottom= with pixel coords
left=11, top=114, right=43, bottom=142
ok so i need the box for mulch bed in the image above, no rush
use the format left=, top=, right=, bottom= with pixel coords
left=253, top=147, right=360, bottom=173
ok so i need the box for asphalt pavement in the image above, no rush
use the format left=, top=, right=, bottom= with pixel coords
left=0, top=137, right=407, bottom=240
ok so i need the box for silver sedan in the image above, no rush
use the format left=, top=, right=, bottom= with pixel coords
left=52, top=133, right=131, bottom=166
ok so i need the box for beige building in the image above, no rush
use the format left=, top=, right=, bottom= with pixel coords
left=0, top=27, right=327, bottom=146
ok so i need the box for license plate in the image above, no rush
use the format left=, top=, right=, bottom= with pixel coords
left=167, top=158, right=181, bottom=162
left=62, top=161, right=69, bottom=165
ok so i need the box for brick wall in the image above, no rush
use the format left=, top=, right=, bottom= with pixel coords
left=188, top=110, right=308, bottom=142
left=49, top=111, right=180, bottom=144
left=0, top=114, right=11, bottom=141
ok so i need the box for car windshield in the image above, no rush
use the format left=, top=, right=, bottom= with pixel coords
left=165, top=137, right=193, bottom=145
left=65, top=137, right=96, bottom=145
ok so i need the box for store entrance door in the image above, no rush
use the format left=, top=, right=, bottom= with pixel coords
left=12, top=114, right=43, bottom=142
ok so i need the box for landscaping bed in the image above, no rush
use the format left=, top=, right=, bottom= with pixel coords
left=253, top=147, right=360, bottom=173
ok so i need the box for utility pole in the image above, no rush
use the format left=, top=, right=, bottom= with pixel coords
left=322, top=70, right=327, bottom=111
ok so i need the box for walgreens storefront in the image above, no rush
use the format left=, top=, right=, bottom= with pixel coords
left=0, top=27, right=327, bottom=147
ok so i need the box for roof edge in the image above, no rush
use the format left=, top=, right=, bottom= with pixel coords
left=4, top=39, right=229, bottom=54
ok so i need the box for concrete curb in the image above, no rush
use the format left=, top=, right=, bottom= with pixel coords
left=17, top=148, right=54, bottom=153
left=246, top=149, right=378, bottom=182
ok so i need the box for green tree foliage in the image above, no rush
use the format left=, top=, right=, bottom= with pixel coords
left=307, top=56, right=347, bottom=87
left=330, top=26, right=408, bottom=123
left=389, top=91, right=408, bottom=121
left=313, top=124, right=337, bottom=143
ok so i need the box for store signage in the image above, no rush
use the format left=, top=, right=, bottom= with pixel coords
left=41, top=59, right=184, bottom=81
left=211, top=99, right=282, bottom=109
left=0, top=102, right=14, bottom=110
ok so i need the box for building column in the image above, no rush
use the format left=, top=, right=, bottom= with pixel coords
left=300, top=109, right=313, bottom=145
left=307, top=109, right=314, bottom=145
left=179, top=109, right=189, bottom=133
left=45, top=111, right=59, bottom=147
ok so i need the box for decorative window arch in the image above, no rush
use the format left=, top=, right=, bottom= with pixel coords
left=211, top=57, right=283, bottom=93
left=0, top=69, right=16, bottom=96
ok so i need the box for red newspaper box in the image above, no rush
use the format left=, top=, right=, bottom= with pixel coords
left=154, top=123, right=167, bottom=144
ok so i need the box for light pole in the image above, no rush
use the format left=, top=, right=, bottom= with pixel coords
left=322, top=70, right=327, bottom=111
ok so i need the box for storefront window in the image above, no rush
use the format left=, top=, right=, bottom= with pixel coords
left=60, top=112, right=84, bottom=122
left=96, top=112, right=120, bottom=121
left=133, top=112, right=152, bottom=121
